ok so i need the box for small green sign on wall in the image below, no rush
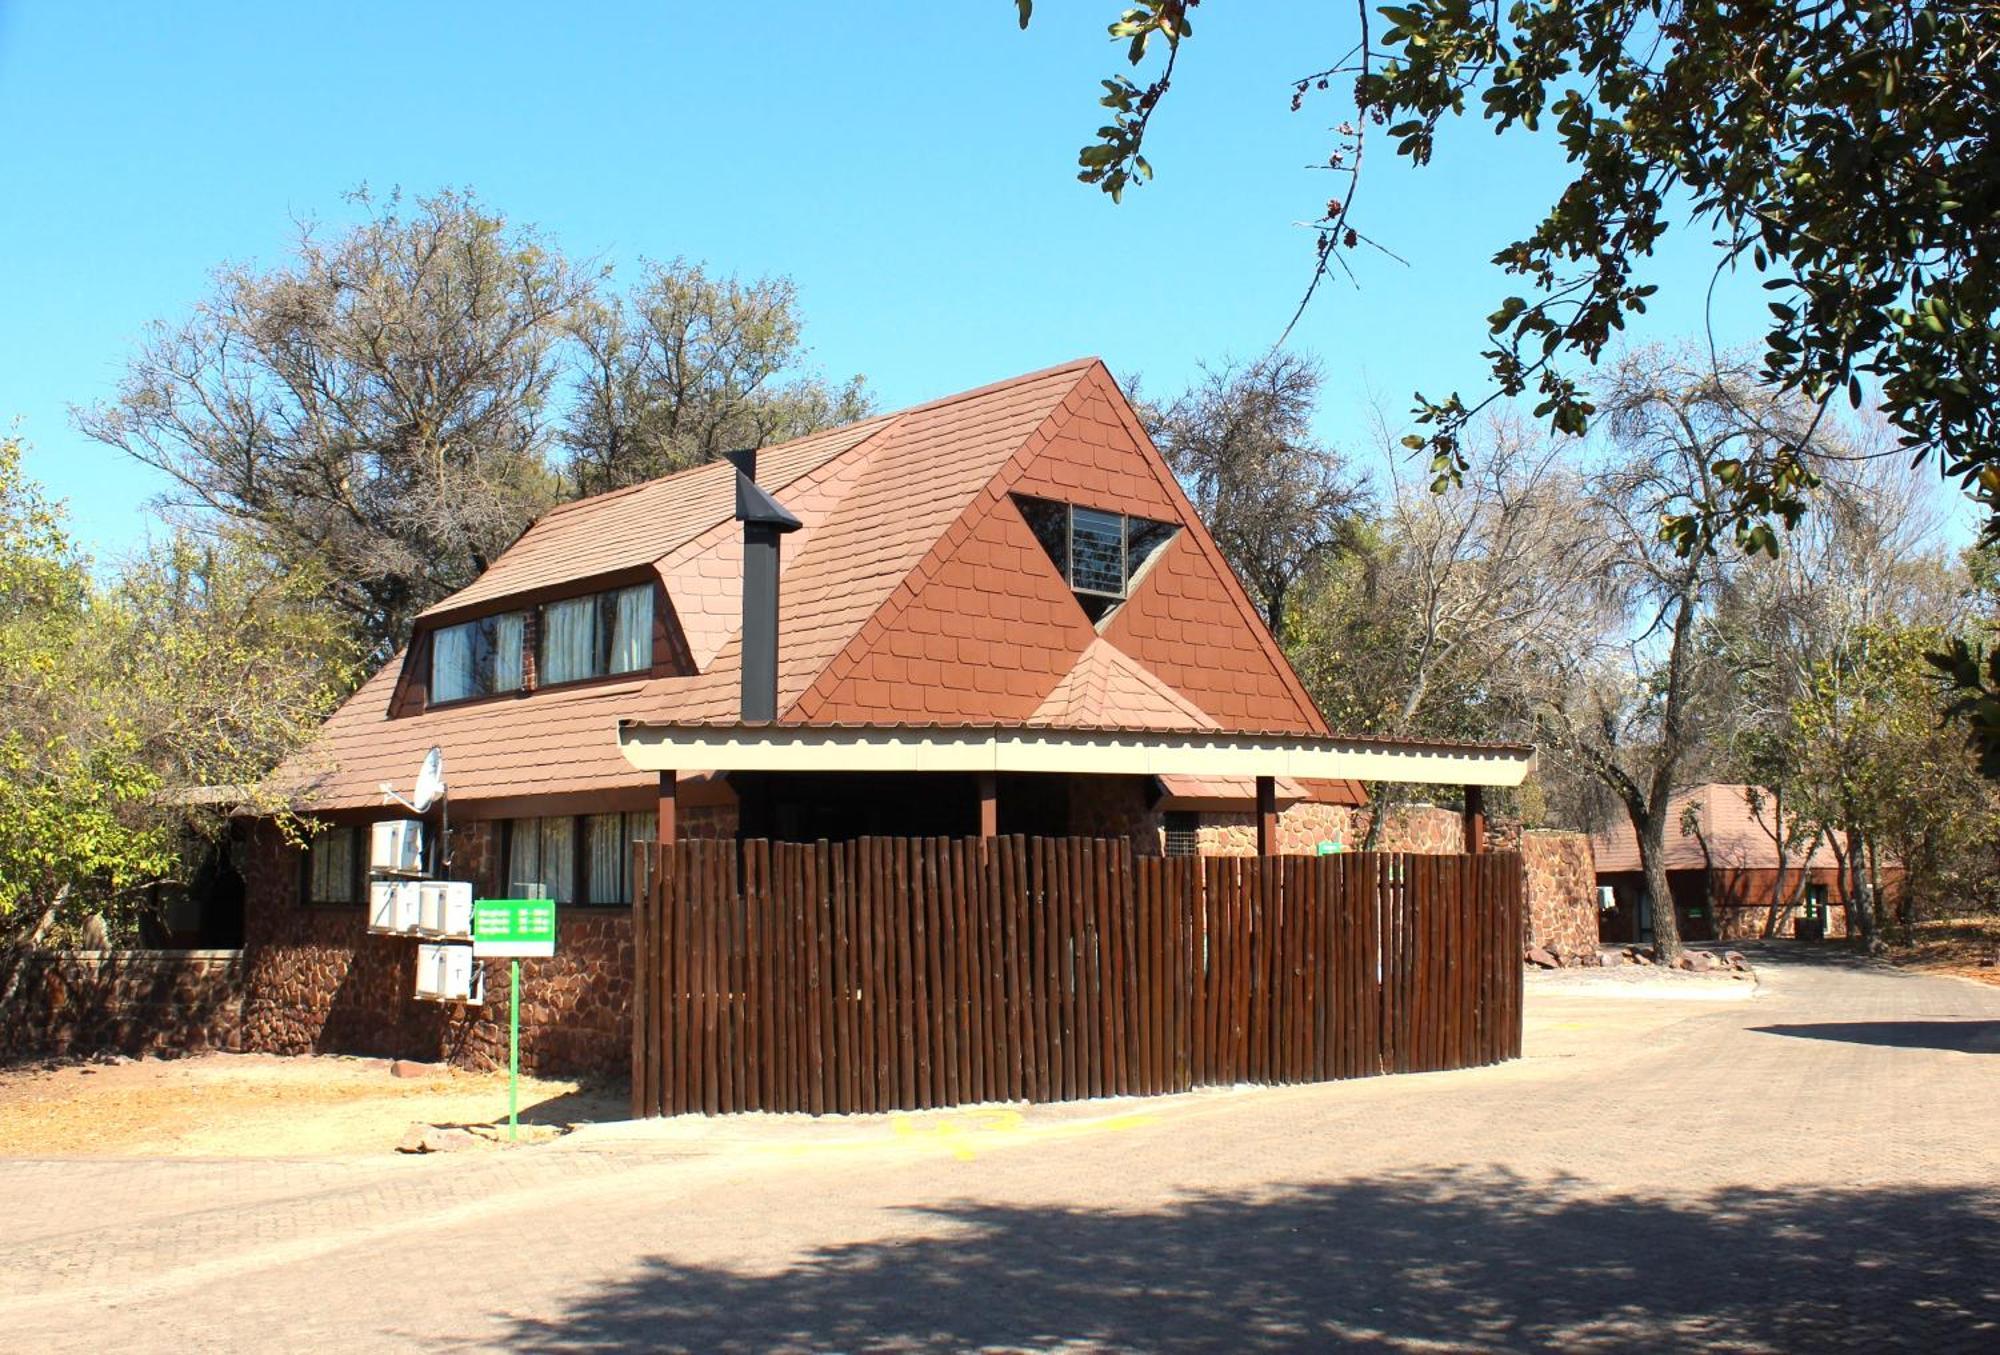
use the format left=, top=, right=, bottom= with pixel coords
left=471, top=898, right=557, bottom=958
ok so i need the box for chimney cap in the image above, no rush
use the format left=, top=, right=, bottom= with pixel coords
left=722, top=447, right=801, bottom=532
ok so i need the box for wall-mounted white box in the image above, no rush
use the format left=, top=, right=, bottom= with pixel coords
left=417, top=881, right=474, bottom=939
left=370, top=819, right=425, bottom=875
left=369, top=881, right=421, bottom=934
left=414, top=943, right=481, bottom=1004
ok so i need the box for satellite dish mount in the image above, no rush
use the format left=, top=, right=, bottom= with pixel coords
left=379, top=746, right=450, bottom=872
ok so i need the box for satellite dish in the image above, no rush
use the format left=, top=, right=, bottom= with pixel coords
left=381, top=746, right=447, bottom=814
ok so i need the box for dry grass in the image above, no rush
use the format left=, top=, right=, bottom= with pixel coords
left=1887, top=916, right=2000, bottom=987
left=0, top=1052, right=626, bottom=1158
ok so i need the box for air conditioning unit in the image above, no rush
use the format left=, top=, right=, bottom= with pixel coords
left=370, top=819, right=425, bottom=875
left=414, top=943, right=482, bottom=1004
left=368, top=880, right=421, bottom=934
left=418, top=881, right=474, bottom=939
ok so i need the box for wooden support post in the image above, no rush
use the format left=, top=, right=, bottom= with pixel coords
left=1255, top=775, right=1278, bottom=857
left=1463, top=784, right=1486, bottom=854
left=657, top=769, right=678, bottom=843
left=976, top=770, right=999, bottom=839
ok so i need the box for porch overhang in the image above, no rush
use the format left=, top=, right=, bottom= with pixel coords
left=616, top=721, right=1535, bottom=787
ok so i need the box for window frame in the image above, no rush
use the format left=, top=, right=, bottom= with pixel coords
left=1014, top=495, right=1180, bottom=608
left=300, top=824, right=366, bottom=906
left=535, top=583, right=656, bottom=689
left=1164, top=811, right=1202, bottom=859
left=505, top=812, right=654, bottom=908
left=427, top=609, right=529, bottom=709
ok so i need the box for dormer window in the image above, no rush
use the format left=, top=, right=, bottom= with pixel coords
left=431, top=611, right=527, bottom=704
left=540, top=584, right=653, bottom=685
left=1015, top=495, right=1179, bottom=621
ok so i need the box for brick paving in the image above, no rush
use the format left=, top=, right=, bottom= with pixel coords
left=2, top=946, right=1996, bottom=1351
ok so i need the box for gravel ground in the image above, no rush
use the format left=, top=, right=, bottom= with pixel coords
left=0, top=1051, right=623, bottom=1157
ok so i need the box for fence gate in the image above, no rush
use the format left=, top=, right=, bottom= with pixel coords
left=630, top=836, right=1524, bottom=1118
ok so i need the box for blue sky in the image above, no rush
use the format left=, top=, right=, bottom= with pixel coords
left=0, top=1, right=1848, bottom=561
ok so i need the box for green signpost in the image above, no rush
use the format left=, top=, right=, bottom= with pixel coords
left=471, top=898, right=558, bottom=1140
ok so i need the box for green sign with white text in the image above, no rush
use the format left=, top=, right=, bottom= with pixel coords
left=471, top=898, right=557, bottom=958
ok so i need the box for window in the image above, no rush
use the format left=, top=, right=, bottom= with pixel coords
left=430, top=611, right=527, bottom=705
left=510, top=813, right=655, bottom=906
left=304, top=826, right=361, bottom=903
left=540, top=585, right=653, bottom=685
left=506, top=817, right=577, bottom=904
left=1164, top=811, right=1201, bottom=858
left=1015, top=496, right=1179, bottom=620
left=584, top=812, right=658, bottom=905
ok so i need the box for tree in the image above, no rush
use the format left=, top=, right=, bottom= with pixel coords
left=77, top=188, right=591, bottom=659
left=1018, top=2, right=2000, bottom=552
left=1525, top=353, right=1825, bottom=961
left=0, top=438, right=172, bottom=943
left=1288, top=412, right=1609, bottom=842
left=1136, top=352, right=1368, bottom=642
left=564, top=259, right=871, bottom=495
left=0, top=440, right=354, bottom=945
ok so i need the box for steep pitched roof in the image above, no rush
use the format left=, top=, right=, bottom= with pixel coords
left=275, top=358, right=1335, bottom=811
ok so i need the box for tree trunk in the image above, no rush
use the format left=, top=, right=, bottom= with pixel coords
left=1360, top=782, right=1388, bottom=851
left=1635, top=805, right=1683, bottom=962
left=1844, top=827, right=1877, bottom=950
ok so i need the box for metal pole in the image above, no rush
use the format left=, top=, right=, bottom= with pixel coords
left=509, top=959, right=520, bottom=1141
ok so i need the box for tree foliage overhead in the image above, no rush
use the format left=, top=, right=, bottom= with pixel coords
left=1019, top=1, right=2000, bottom=547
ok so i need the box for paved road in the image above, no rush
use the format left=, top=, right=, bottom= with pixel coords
left=2, top=948, right=1996, bottom=1352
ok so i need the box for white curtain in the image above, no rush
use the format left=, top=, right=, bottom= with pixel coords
left=507, top=819, right=542, bottom=897
left=538, top=817, right=575, bottom=903
left=586, top=813, right=625, bottom=904
left=542, top=598, right=596, bottom=684
left=492, top=612, right=525, bottom=691
left=609, top=586, right=651, bottom=674
left=431, top=624, right=473, bottom=703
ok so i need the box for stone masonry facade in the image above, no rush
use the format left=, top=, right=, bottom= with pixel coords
left=0, top=949, right=246, bottom=1062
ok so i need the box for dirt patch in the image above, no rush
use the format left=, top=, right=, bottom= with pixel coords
left=1526, top=964, right=1757, bottom=1002
left=1889, top=916, right=2000, bottom=987
left=0, top=1051, right=627, bottom=1158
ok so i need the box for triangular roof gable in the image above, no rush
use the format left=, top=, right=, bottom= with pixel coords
left=792, top=363, right=1330, bottom=736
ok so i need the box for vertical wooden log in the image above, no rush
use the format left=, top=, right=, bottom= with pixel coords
left=977, top=771, right=999, bottom=840
left=1256, top=775, right=1278, bottom=857
left=656, top=770, right=678, bottom=846
left=1463, top=785, right=1487, bottom=854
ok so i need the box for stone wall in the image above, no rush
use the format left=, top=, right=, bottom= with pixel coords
left=1520, top=831, right=1599, bottom=961
left=0, top=949, right=245, bottom=1062
left=1193, top=802, right=1467, bottom=857
left=237, top=819, right=630, bottom=1078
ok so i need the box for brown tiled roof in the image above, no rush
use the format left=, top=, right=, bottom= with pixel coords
left=1591, top=784, right=1834, bottom=873
left=275, top=358, right=1364, bottom=812
left=420, top=416, right=897, bottom=620
left=1028, top=638, right=1218, bottom=730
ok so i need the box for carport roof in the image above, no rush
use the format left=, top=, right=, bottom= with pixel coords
left=618, top=720, right=1536, bottom=787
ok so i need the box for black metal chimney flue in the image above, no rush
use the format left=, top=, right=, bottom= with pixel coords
left=723, top=448, right=801, bottom=724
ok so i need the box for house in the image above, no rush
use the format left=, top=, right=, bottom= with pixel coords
left=1591, top=783, right=1897, bottom=943
left=241, top=359, right=1538, bottom=1074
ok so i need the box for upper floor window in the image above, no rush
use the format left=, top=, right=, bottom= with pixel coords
left=1016, top=496, right=1179, bottom=621
left=541, top=585, right=653, bottom=685
left=431, top=611, right=527, bottom=704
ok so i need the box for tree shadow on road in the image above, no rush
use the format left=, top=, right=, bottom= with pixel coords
left=1753, top=1021, right=2000, bottom=1053
left=485, top=1169, right=1999, bottom=1352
